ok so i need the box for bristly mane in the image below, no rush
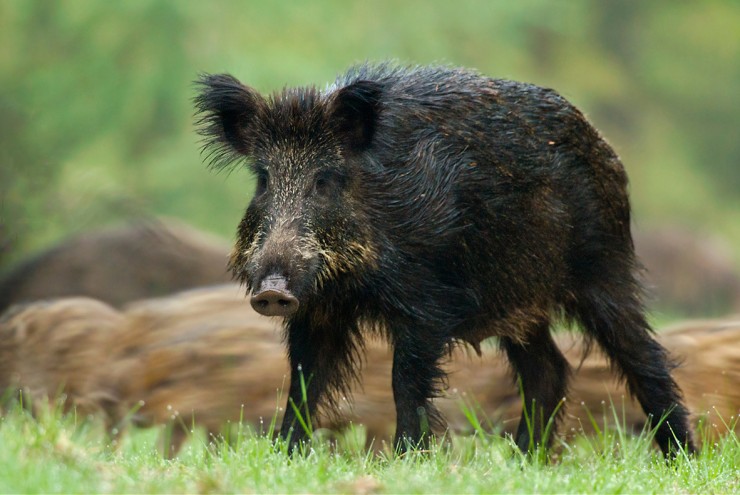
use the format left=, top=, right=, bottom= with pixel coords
left=194, top=77, right=336, bottom=173
left=255, top=87, right=335, bottom=154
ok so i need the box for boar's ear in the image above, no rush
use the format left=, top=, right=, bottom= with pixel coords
left=194, top=73, right=266, bottom=170
left=328, top=80, right=383, bottom=153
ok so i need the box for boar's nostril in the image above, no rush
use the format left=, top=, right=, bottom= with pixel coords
left=253, top=299, right=270, bottom=310
left=250, top=276, right=299, bottom=317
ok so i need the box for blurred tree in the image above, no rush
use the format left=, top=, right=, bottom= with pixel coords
left=0, top=0, right=190, bottom=269
left=593, top=1, right=740, bottom=192
left=641, top=2, right=740, bottom=194
left=0, top=0, right=738, bottom=272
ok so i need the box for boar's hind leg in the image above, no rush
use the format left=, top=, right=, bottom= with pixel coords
left=576, top=283, right=697, bottom=456
left=500, top=323, right=570, bottom=453
left=391, top=332, right=448, bottom=453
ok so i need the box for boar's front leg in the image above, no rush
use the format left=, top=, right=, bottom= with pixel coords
left=391, top=330, right=448, bottom=453
left=279, top=313, right=356, bottom=453
left=280, top=318, right=322, bottom=451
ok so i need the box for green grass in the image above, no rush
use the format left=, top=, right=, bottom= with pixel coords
left=1, top=402, right=737, bottom=494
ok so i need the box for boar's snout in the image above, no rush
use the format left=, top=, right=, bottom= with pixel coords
left=250, top=275, right=299, bottom=317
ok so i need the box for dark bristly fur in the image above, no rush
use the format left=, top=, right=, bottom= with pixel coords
left=194, top=62, right=697, bottom=457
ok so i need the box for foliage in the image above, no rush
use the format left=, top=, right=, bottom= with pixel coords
left=1, top=1, right=739, bottom=267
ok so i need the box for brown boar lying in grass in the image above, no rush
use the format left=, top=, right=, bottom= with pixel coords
left=0, top=298, right=123, bottom=415
left=634, top=226, right=740, bottom=317
left=657, top=319, right=740, bottom=439
left=460, top=319, right=740, bottom=443
left=341, top=320, right=740, bottom=447
left=0, top=219, right=232, bottom=313
left=100, top=288, right=739, bottom=454
left=1, top=287, right=737, bottom=455
left=84, top=285, right=286, bottom=456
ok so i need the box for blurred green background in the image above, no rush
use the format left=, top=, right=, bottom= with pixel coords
left=1, top=0, right=739, bottom=270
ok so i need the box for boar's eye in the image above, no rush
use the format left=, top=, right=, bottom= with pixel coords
left=313, top=170, right=345, bottom=197
left=255, top=169, right=268, bottom=196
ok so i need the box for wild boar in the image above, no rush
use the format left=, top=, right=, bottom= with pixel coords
left=195, top=62, right=695, bottom=455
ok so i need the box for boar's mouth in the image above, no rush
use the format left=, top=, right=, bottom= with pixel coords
left=250, top=274, right=300, bottom=317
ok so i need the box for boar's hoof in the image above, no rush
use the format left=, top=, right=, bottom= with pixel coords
left=251, top=276, right=299, bottom=316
